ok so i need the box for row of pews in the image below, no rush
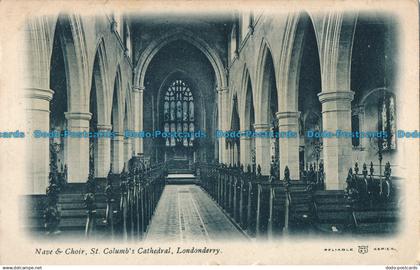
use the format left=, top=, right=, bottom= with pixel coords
left=345, top=162, right=401, bottom=235
left=199, top=160, right=401, bottom=238
left=24, top=156, right=167, bottom=240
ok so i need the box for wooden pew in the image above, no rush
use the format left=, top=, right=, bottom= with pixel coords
left=287, top=181, right=314, bottom=234
left=346, top=161, right=400, bottom=235
left=312, top=190, right=353, bottom=234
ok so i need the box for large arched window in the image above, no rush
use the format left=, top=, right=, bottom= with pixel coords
left=163, top=79, right=194, bottom=147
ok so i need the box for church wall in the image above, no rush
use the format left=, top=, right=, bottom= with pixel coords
left=24, top=13, right=134, bottom=193
left=227, top=14, right=289, bottom=123
left=130, top=15, right=229, bottom=72
left=227, top=11, right=401, bottom=185
left=350, top=15, right=399, bottom=175
left=23, top=10, right=403, bottom=194
left=142, top=41, right=216, bottom=163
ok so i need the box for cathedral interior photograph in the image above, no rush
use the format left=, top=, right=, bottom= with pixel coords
left=22, top=9, right=402, bottom=242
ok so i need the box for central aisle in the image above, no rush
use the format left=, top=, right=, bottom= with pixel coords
left=145, top=185, right=246, bottom=242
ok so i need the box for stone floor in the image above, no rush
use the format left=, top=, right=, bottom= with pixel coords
left=145, top=185, right=246, bottom=242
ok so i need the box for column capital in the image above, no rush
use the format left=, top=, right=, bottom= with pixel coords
left=275, top=111, right=301, bottom=120
left=253, top=123, right=270, bottom=131
left=24, top=87, right=54, bottom=101
left=64, top=111, right=92, bottom=121
left=354, top=104, right=365, bottom=114
left=318, top=91, right=354, bottom=104
left=114, top=131, right=125, bottom=137
left=133, top=86, right=145, bottom=93
left=216, top=87, right=229, bottom=93
left=96, top=124, right=112, bottom=131
left=239, top=134, right=252, bottom=141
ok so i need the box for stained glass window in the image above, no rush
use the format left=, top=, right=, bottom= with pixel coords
left=379, top=94, right=396, bottom=151
left=163, top=80, right=194, bottom=147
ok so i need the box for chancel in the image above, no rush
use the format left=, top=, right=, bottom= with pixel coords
left=23, top=10, right=402, bottom=241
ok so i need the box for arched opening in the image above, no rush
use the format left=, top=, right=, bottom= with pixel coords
left=296, top=13, right=322, bottom=174
left=265, top=51, right=279, bottom=169
left=89, top=74, right=98, bottom=175
left=244, top=74, right=256, bottom=170
left=229, top=95, right=240, bottom=166
left=88, top=45, right=107, bottom=177
left=49, top=18, right=71, bottom=178
left=258, top=45, right=278, bottom=175
left=350, top=14, right=398, bottom=163
left=123, top=102, right=131, bottom=166
left=144, top=40, right=216, bottom=168
left=111, top=71, right=123, bottom=173
left=230, top=23, right=238, bottom=62
left=214, top=105, right=219, bottom=162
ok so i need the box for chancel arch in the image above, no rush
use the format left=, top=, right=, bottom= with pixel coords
left=143, top=38, right=216, bottom=169
left=135, top=29, right=227, bottom=90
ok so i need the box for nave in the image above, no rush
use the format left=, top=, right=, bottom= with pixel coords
left=22, top=10, right=406, bottom=242
left=145, top=185, right=245, bottom=242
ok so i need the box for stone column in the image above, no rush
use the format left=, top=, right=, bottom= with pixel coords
left=228, top=144, right=233, bottom=166
left=240, top=136, right=252, bottom=168
left=25, top=87, right=54, bottom=194
left=318, top=91, right=354, bottom=190
left=124, top=137, right=132, bottom=164
left=217, top=87, right=229, bottom=163
left=253, top=123, right=271, bottom=175
left=95, top=124, right=112, bottom=178
left=219, top=137, right=227, bottom=164
left=229, top=143, right=235, bottom=166
left=138, top=87, right=144, bottom=155
left=65, top=111, right=92, bottom=183
left=356, top=105, right=366, bottom=149
left=276, top=111, right=300, bottom=180
left=132, top=86, right=144, bottom=155
left=111, top=132, right=125, bottom=173
left=233, top=142, right=239, bottom=166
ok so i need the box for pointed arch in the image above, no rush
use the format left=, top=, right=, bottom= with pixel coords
left=110, top=65, right=124, bottom=133
left=155, top=70, right=205, bottom=135
left=51, top=14, right=89, bottom=112
left=313, top=12, right=358, bottom=92
left=255, top=38, right=278, bottom=124
left=277, top=12, right=320, bottom=112
left=240, top=65, right=255, bottom=131
left=230, top=94, right=240, bottom=131
left=124, top=81, right=134, bottom=131
left=134, top=29, right=227, bottom=90
left=89, top=37, right=109, bottom=125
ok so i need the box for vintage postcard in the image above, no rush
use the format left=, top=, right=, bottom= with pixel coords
left=0, top=0, right=418, bottom=266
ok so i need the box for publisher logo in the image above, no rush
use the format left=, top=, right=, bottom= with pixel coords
left=358, top=245, right=369, bottom=254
